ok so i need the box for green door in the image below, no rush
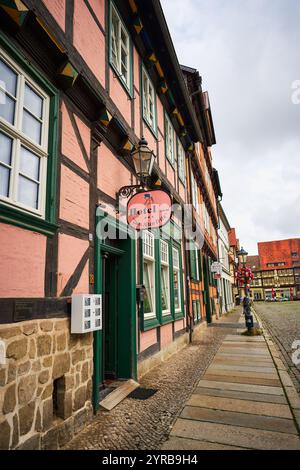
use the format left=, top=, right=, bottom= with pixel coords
left=93, top=213, right=137, bottom=412
left=104, top=254, right=118, bottom=379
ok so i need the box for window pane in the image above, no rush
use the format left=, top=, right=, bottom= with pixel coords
left=24, top=84, right=43, bottom=119
left=161, top=267, right=169, bottom=311
left=174, top=271, right=180, bottom=310
left=18, top=175, right=39, bottom=209
left=20, top=147, right=40, bottom=181
left=0, top=132, right=12, bottom=165
left=0, top=59, right=17, bottom=96
left=0, top=92, right=15, bottom=124
left=0, top=165, right=10, bottom=197
left=22, top=110, right=42, bottom=144
left=143, top=262, right=153, bottom=314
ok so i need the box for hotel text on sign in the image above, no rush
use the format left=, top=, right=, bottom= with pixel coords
left=127, top=190, right=172, bottom=230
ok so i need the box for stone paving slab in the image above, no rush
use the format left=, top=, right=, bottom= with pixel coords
left=186, top=394, right=292, bottom=419
left=197, top=379, right=284, bottom=395
left=208, top=364, right=276, bottom=373
left=161, top=437, right=246, bottom=450
left=204, top=374, right=281, bottom=387
left=181, top=406, right=297, bottom=434
left=205, top=367, right=278, bottom=380
left=224, top=335, right=265, bottom=342
left=170, top=419, right=300, bottom=450
left=194, top=386, right=287, bottom=404
left=216, top=353, right=274, bottom=363
left=218, top=348, right=270, bottom=356
left=220, top=342, right=268, bottom=348
left=163, top=323, right=300, bottom=450
left=214, top=358, right=274, bottom=367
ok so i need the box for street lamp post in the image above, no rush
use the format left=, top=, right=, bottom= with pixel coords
left=117, top=137, right=156, bottom=199
left=237, top=247, right=254, bottom=332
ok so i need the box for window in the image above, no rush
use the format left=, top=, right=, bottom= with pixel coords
left=177, top=139, right=185, bottom=183
left=0, top=51, right=49, bottom=217
left=203, top=203, right=210, bottom=234
left=143, top=231, right=156, bottom=320
left=190, top=243, right=200, bottom=281
left=192, top=300, right=200, bottom=323
left=110, top=3, right=131, bottom=90
left=165, top=113, right=175, bottom=164
left=293, top=261, right=299, bottom=267
left=160, top=240, right=170, bottom=316
left=172, top=246, right=181, bottom=313
left=142, top=66, right=156, bottom=131
left=292, top=252, right=299, bottom=258
left=191, top=172, right=198, bottom=212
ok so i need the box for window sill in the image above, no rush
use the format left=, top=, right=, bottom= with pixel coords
left=109, top=63, right=133, bottom=99
left=174, top=311, right=185, bottom=320
left=0, top=203, right=58, bottom=236
left=142, top=316, right=160, bottom=332
left=142, top=117, right=158, bottom=140
left=160, top=313, right=174, bottom=325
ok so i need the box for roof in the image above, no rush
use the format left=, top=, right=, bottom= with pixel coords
left=218, top=203, right=230, bottom=230
left=139, top=1, right=203, bottom=143
left=246, top=255, right=261, bottom=271
left=228, top=228, right=237, bottom=247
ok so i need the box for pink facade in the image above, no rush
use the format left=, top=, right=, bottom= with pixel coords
left=57, top=234, right=89, bottom=295
left=0, top=224, right=46, bottom=297
left=88, top=0, right=105, bottom=27
left=61, top=101, right=90, bottom=172
left=97, top=143, right=132, bottom=198
left=60, top=164, right=90, bottom=229
left=73, top=0, right=105, bottom=86
left=42, top=0, right=66, bottom=31
left=174, top=319, right=185, bottom=332
left=109, top=70, right=132, bottom=125
left=160, top=323, right=173, bottom=349
left=140, top=329, right=157, bottom=353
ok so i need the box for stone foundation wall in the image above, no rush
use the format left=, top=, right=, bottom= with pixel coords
left=0, top=318, right=93, bottom=449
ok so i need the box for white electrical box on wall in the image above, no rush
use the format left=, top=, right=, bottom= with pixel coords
left=71, top=294, right=102, bottom=334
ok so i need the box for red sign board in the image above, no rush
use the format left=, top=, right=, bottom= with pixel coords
left=127, top=190, right=172, bottom=231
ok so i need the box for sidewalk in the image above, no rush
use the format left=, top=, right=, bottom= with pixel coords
left=162, top=315, right=300, bottom=450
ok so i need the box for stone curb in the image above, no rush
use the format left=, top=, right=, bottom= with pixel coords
left=254, top=308, right=300, bottom=433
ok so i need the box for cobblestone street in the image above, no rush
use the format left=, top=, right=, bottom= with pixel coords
left=64, top=310, right=241, bottom=450
left=255, top=302, right=300, bottom=393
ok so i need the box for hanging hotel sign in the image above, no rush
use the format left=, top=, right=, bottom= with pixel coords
left=127, top=190, right=172, bottom=231
left=211, top=262, right=222, bottom=274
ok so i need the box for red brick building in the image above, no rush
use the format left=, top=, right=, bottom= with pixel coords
left=258, top=239, right=300, bottom=270
left=247, top=239, right=300, bottom=300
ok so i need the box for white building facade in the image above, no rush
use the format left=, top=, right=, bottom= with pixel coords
left=218, top=205, right=235, bottom=314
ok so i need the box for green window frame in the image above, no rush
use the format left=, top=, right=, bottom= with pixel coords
left=109, top=1, right=133, bottom=96
left=165, top=112, right=175, bottom=166
left=141, top=64, right=157, bottom=136
left=190, top=242, right=201, bottom=281
left=177, top=138, right=185, bottom=183
left=140, top=226, right=185, bottom=331
left=0, top=32, right=59, bottom=236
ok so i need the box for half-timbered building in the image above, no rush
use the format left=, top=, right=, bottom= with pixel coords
left=0, top=0, right=223, bottom=449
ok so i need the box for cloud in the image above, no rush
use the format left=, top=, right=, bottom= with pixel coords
left=161, top=0, right=300, bottom=252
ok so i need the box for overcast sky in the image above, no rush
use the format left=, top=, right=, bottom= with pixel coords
left=161, top=0, right=300, bottom=254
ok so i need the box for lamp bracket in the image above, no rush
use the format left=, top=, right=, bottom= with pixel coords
left=117, top=184, right=144, bottom=199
